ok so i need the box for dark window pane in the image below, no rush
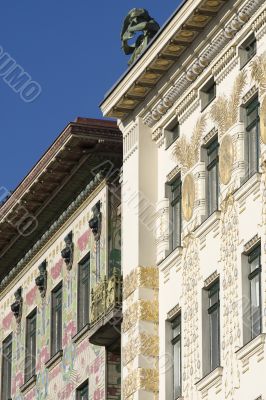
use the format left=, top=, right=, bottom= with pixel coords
left=248, top=247, right=262, bottom=339
left=1, top=334, right=12, bottom=400
left=169, top=178, right=182, bottom=251
left=25, top=310, right=37, bottom=381
left=245, top=97, right=260, bottom=179
left=51, top=283, right=63, bottom=356
left=77, top=381, right=89, bottom=400
left=207, top=281, right=220, bottom=372
left=78, top=255, right=90, bottom=330
left=206, top=139, right=219, bottom=216
left=172, top=315, right=181, bottom=398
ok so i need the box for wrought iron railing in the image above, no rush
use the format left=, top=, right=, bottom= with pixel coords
left=90, top=269, right=122, bottom=326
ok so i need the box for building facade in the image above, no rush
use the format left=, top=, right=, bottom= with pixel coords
left=0, top=118, right=122, bottom=400
left=101, top=0, right=266, bottom=399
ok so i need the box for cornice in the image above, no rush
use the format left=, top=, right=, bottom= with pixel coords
left=0, top=171, right=106, bottom=292
left=144, top=0, right=264, bottom=129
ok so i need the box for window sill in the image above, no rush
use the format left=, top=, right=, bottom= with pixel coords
left=20, top=374, right=36, bottom=394
left=196, top=366, right=223, bottom=395
left=158, top=245, right=183, bottom=272
left=194, top=210, right=221, bottom=238
left=235, top=172, right=261, bottom=202
left=72, top=323, right=90, bottom=344
left=45, top=349, right=63, bottom=371
left=236, top=333, right=266, bottom=373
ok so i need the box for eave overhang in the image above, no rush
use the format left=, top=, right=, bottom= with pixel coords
left=100, top=0, right=228, bottom=120
left=0, top=118, right=122, bottom=283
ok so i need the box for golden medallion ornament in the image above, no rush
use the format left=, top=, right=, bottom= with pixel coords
left=182, top=173, right=195, bottom=222
left=260, top=96, right=266, bottom=144
left=219, top=135, right=234, bottom=185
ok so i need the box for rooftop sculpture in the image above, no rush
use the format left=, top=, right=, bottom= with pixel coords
left=121, top=8, right=160, bottom=66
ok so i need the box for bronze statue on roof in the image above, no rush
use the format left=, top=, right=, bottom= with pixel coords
left=121, top=8, right=160, bottom=66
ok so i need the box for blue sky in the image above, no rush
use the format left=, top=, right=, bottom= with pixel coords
left=0, top=1, right=180, bottom=190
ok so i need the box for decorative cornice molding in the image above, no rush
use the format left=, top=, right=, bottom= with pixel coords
left=243, top=234, right=260, bottom=254
left=166, top=165, right=181, bottom=183
left=167, top=303, right=181, bottom=321
left=0, top=171, right=105, bottom=291
left=144, top=0, right=264, bottom=129
left=203, top=127, right=217, bottom=145
left=242, top=85, right=258, bottom=105
left=204, top=271, right=219, bottom=288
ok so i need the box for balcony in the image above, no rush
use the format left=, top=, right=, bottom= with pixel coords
left=88, top=269, right=122, bottom=349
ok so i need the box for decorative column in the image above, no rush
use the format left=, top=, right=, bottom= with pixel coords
left=120, top=117, right=159, bottom=400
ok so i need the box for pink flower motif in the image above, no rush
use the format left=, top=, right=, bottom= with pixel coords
left=51, top=259, right=63, bottom=280
left=3, top=312, right=13, bottom=330
left=26, top=286, right=37, bottom=306
left=94, top=389, right=101, bottom=400
left=77, top=230, right=90, bottom=251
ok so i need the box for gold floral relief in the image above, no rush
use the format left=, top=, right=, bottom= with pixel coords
left=122, top=299, right=159, bottom=333
left=123, top=333, right=159, bottom=366
left=123, top=266, right=159, bottom=300
left=210, top=70, right=247, bottom=137
left=251, top=52, right=266, bottom=95
left=172, top=115, right=206, bottom=173
left=182, top=173, right=195, bottom=221
left=219, top=134, right=234, bottom=185
left=123, top=368, right=159, bottom=399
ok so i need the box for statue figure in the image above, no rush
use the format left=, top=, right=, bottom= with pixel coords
left=121, top=8, right=160, bottom=66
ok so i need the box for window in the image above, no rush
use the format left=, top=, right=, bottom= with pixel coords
left=51, top=282, right=63, bottom=356
left=172, top=315, right=181, bottom=399
left=25, top=309, right=37, bottom=381
left=1, top=334, right=12, bottom=400
left=165, top=119, right=180, bottom=149
left=167, top=177, right=182, bottom=251
left=78, top=254, right=90, bottom=331
left=76, top=380, right=89, bottom=400
left=240, top=34, right=257, bottom=68
left=243, top=246, right=262, bottom=342
left=203, top=280, right=220, bottom=375
left=244, top=97, right=260, bottom=180
left=201, top=78, right=216, bottom=110
left=205, top=138, right=219, bottom=216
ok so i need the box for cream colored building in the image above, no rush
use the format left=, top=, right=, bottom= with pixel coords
left=101, top=0, right=266, bottom=399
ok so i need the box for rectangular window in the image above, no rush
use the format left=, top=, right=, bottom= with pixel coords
left=201, top=78, right=216, bottom=110
left=206, top=138, right=219, bottom=216
left=76, top=380, right=89, bottom=400
left=168, top=177, right=182, bottom=251
left=240, top=34, right=257, bottom=68
left=165, top=119, right=180, bottom=149
left=248, top=246, right=262, bottom=340
left=244, top=97, right=260, bottom=180
left=172, top=315, right=181, bottom=399
left=78, top=254, right=90, bottom=331
left=51, top=282, right=63, bottom=356
left=25, top=309, right=37, bottom=382
left=208, top=281, right=220, bottom=372
left=1, top=334, right=12, bottom=400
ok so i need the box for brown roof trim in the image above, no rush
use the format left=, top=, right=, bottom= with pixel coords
left=0, top=118, right=121, bottom=220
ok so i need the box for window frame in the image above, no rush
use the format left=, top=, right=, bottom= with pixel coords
left=76, top=379, right=89, bottom=400
left=207, top=280, right=220, bottom=372
left=77, top=253, right=90, bottom=331
left=248, top=245, right=262, bottom=340
left=239, top=33, right=257, bottom=69
left=244, top=96, right=260, bottom=181
left=200, top=78, right=216, bottom=111
left=205, top=137, right=219, bottom=217
left=25, top=308, right=37, bottom=382
left=167, top=176, right=182, bottom=252
left=171, top=314, right=182, bottom=399
left=51, top=281, right=63, bottom=357
left=1, top=333, right=12, bottom=400
left=165, top=118, right=180, bottom=149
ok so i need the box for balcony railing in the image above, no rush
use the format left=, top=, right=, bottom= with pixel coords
left=89, top=269, right=122, bottom=348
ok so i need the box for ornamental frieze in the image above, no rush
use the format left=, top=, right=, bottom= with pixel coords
left=122, top=368, right=159, bottom=399
left=123, top=266, right=159, bottom=300
left=122, top=299, right=159, bottom=333
left=172, top=115, right=206, bottom=174
left=210, top=70, right=247, bottom=138
left=122, top=333, right=159, bottom=366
